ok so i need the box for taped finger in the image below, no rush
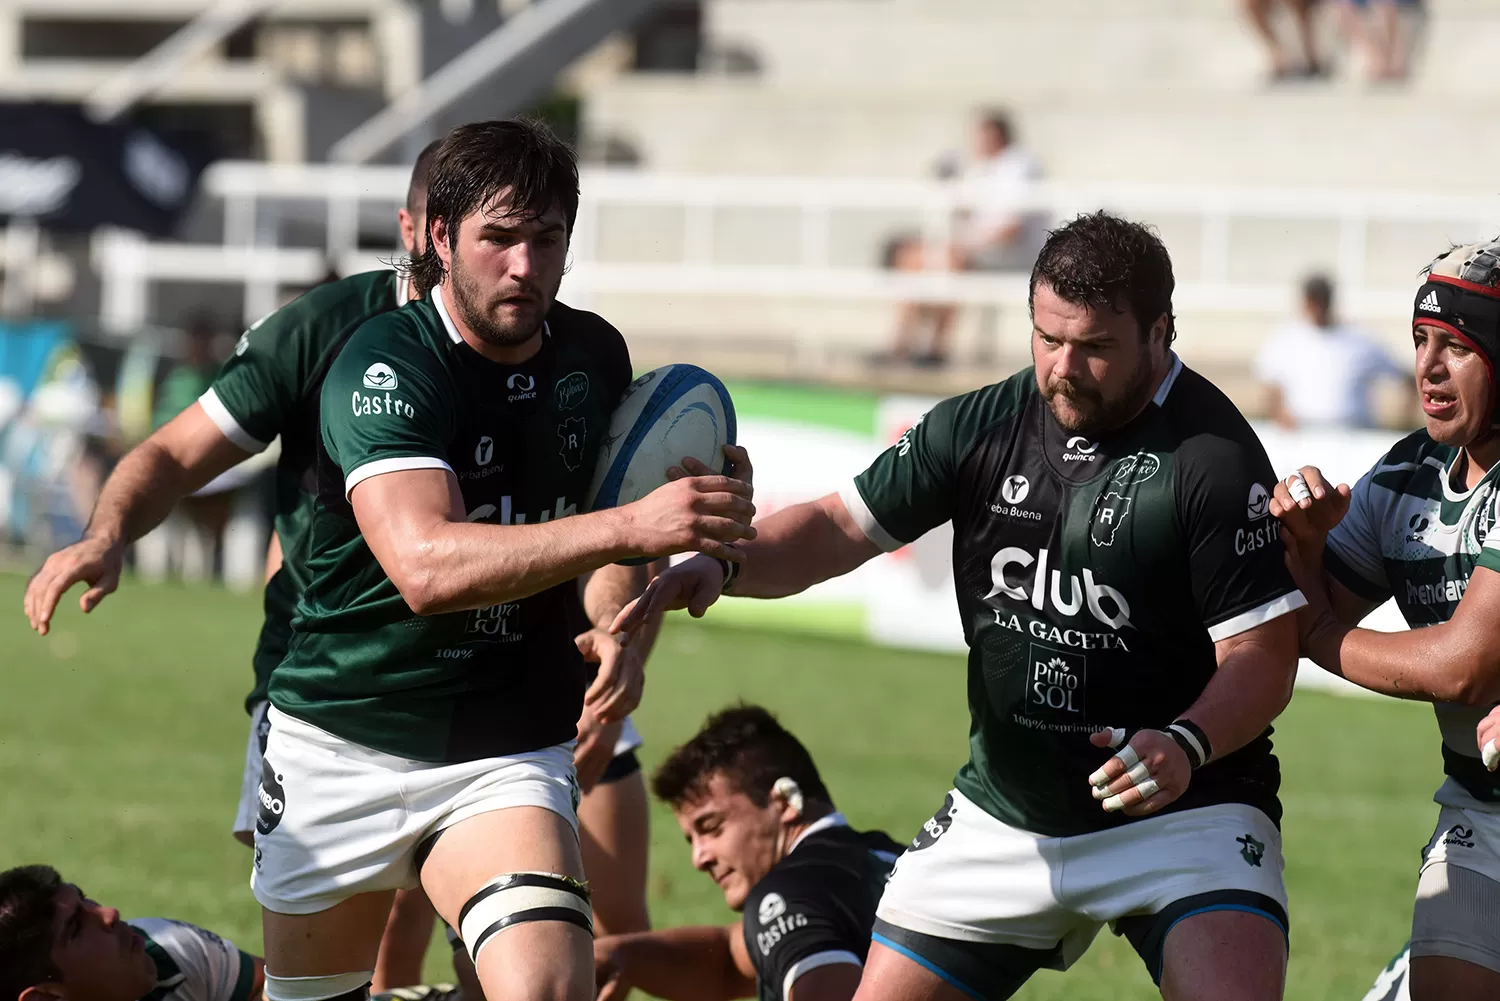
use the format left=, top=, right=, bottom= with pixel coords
left=1102, top=788, right=1134, bottom=813
left=1286, top=473, right=1312, bottom=505
left=1484, top=739, right=1500, bottom=772
left=1135, top=777, right=1160, bottom=800
left=1089, top=744, right=1140, bottom=788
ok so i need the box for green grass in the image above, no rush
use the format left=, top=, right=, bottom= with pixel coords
left=1, top=572, right=1438, bottom=999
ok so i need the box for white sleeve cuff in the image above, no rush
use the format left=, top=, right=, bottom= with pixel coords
left=197, top=388, right=268, bottom=454
left=782, top=950, right=862, bottom=1001
left=344, top=456, right=453, bottom=499
left=838, top=481, right=903, bottom=553
left=1206, top=590, right=1307, bottom=643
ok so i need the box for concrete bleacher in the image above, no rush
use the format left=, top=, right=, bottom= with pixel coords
left=573, top=0, right=1500, bottom=409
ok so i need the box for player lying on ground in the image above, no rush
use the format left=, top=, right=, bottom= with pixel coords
left=248, top=118, right=754, bottom=1001
left=0, top=864, right=265, bottom=1001
left=22, top=129, right=662, bottom=984
left=593, top=705, right=901, bottom=1001
left=1270, top=240, right=1500, bottom=1001
left=618, top=212, right=1303, bottom=1001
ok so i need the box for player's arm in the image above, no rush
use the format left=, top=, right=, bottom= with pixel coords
left=615, top=401, right=964, bottom=635
left=1302, top=567, right=1500, bottom=705
left=574, top=563, right=650, bottom=787
left=594, top=924, right=756, bottom=1001
left=23, top=403, right=251, bottom=634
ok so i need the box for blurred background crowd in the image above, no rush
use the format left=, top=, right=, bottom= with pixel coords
left=0, top=0, right=1493, bottom=588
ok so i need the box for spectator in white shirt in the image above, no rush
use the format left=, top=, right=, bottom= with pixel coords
left=884, top=112, right=1044, bottom=368
left=1255, top=273, right=1409, bottom=429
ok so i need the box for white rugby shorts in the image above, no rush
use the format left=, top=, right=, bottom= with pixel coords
left=875, top=789, right=1287, bottom=977
left=231, top=700, right=273, bottom=840
left=613, top=715, right=643, bottom=758
left=1411, top=778, right=1500, bottom=973
left=251, top=705, right=580, bottom=915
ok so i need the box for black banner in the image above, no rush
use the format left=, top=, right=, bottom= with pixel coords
left=0, top=102, right=207, bottom=235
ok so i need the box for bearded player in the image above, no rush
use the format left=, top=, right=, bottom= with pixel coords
left=246, top=118, right=753, bottom=1001
left=1271, top=240, right=1500, bottom=1001
left=618, top=212, right=1304, bottom=1000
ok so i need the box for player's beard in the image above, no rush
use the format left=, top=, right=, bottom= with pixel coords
left=1043, top=345, right=1158, bottom=437
left=448, top=245, right=555, bottom=347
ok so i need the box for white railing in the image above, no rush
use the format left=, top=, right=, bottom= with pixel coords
left=93, top=161, right=1500, bottom=334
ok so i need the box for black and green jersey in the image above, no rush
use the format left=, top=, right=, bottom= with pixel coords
left=843, top=357, right=1304, bottom=837
left=741, top=817, right=901, bottom=1001
left=1325, top=430, right=1500, bottom=802
left=200, top=270, right=404, bottom=710
left=270, top=287, right=632, bottom=762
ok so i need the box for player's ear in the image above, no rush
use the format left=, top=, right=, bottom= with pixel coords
left=430, top=215, right=454, bottom=266
left=772, top=777, right=804, bottom=820
left=397, top=208, right=417, bottom=255
left=1147, top=312, right=1169, bottom=350
left=20, top=983, right=65, bottom=1001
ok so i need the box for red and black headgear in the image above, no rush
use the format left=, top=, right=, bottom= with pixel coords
left=1415, top=242, right=1500, bottom=423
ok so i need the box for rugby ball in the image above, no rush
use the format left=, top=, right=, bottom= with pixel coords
left=586, top=364, right=736, bottom=518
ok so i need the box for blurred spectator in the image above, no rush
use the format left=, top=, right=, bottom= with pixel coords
left=1242, top=0, right=1327, bottom=81
left=884, top=111, right=1043, bottom=368
left=151, top=312, right=221, bottom=431
left=1254, top=273, right=1408, bottom=429
left=1337, top=0, right=1422, bottom=82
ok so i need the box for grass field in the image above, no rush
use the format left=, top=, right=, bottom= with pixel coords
left=1, top=570, right=1441, bottom=1000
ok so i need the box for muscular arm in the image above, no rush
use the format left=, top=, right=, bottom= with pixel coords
left=1304, top=565, right=1500, bottom=705
left=597, top=925, right=756, bottom=1001
left=87, top=403, right=250, bottom=547
left=24, top=404, right=252, bottom=633
left=1187, top=614, right=1300, bottom=762
left=730, top=494, right=882, bottom=599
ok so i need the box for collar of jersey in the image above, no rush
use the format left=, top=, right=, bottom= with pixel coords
left=430, top=284, right=550, bottom=350
left=788, top=811, right=849, bottom=855
left=1438, top=447, right=1500, bottom=506
left=1152, top=351, right=1184, bottom=407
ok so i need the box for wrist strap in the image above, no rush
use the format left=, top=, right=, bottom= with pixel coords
left=713, top=555, right=741, bottom=594
left=1166, top=720, right=1211, bottom=770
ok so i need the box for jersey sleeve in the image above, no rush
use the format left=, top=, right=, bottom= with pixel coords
left=843, top=398, right=965, bottom=551
left=132, top=919, right=257, bottom=1001
left=1176, top=437, right=1306, bottom=642
left=1325, top=462, right=1395, bottom=601
left=320, top=317, right=456, bottom=500
left=741, top=874, right=864, bottom=1001
left=200, top=307, right=308, bottom=454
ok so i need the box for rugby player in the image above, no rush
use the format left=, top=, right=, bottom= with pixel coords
left=249, top=118, right=753, bottom=1001
left=21, top=142, right=444, bottom=992
left=0, top=864, right=265, bottom=1001
left=618, top=212, right=1305, bottom=1000
left=1270, top=241, right=1500, bottom=1001
left=593, top=705, right=901, bottom=1001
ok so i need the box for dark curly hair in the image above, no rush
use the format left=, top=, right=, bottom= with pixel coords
left=1029, top=211, right=1177, bottom=346
left=652, top=704, right=832, bottom=810
left=0, top=865, right=63, bottom=997
left=403, top=119, right=579, bottom=298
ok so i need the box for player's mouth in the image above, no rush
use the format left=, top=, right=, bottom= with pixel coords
left=124, top=927, right=144, bottom=953
left=1422, top=391, right=1459, bottom=419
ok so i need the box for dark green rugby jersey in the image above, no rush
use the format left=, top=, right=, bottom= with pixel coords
left=271, top=288, right=632, bottom=762
left=842, top=356, right=1304, bottom=837
left=199, top=270, right=404, bottom=711
left=1325, top=430, right=1500, bottom=802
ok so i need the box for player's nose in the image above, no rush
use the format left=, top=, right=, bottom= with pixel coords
left=96, top=904, right=122, bottom=927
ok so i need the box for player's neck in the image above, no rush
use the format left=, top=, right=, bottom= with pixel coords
left=780, top=805, right=837, bottom=859
left=1463, top=433, right=1500, bottom=488
left=439, top=283, right=545, bottom=365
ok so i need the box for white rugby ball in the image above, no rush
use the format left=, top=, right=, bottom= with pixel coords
left=586, top=364, right=736, bottom=517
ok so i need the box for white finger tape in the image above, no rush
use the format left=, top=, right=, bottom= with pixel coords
left=1105, top=727, right=1127, bottom=748
left=1287, top=474, right=1312, bottom=504
left=1102, top=792, right=1127, bottom=812
left=1090, top=743, right=1141, bottom=789
left=1136, top=777, right=1160, bottom=800
left=1126, top=761, right=1152, bottom=787
left=1484, top=739, right=1500, bottom=772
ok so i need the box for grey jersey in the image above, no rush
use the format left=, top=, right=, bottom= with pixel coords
left=133, top=918, right=257, bottom=1001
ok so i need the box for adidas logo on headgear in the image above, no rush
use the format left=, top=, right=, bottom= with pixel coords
left=1419, top=290, right=1442, bottom=313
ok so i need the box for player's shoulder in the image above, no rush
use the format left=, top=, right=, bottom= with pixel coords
left=754, top=826, right=898, bottom=902
left=1156, top=362, right=1265, bottom=459
left=129, top=917, right=235, bottom=959
left=926, top=368, right=1037, bottom=443
left=546, top=299, right=625, bottom=346
left=253, top=271, right=400, bottom=347
left=334, top=297, right=448, bottom=374
left=1363, top=428, right=1453, bottom=495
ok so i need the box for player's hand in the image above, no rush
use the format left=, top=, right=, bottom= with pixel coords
left=574, top=704, right=624, bottom=794
left=23, top=535, right=126, bottom=636
left=1269, top=465, right=1350, bottom=548
left=1479, top=706, right=1500, bottom=771
left=594, top=938, right=632, bottom=1001
left=620, top=447, right=757, bottom=560
left=578, top=627, right=644, bottom=726
left=1087, top=728, right=1191, bottom=817
left=610, top=554, right=726, bottom=640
